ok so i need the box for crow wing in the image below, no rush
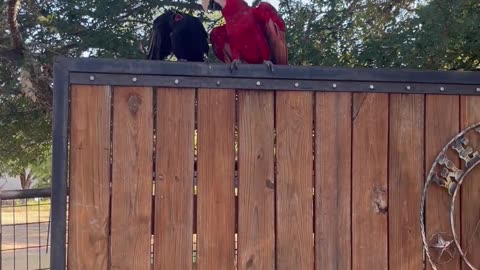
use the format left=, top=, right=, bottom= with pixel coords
left=190, top=15, right=210, bottom=57
left=147, top=11, right=174, bottom=60
left=253, top=2, right=288, bottom=64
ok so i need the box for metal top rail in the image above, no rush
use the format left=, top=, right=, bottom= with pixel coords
left=0, top=188, right=51, bottom=200
left=55, top=56, right=480, bottom=95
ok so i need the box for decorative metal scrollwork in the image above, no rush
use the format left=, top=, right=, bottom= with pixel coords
left=420, top=122, right=480, bottom=270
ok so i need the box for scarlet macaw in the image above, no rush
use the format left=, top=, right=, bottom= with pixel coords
left=202, top=0, right=288, bottom=72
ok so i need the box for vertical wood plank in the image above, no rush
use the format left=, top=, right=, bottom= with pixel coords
left=68, top=85, right=111, bottom=270
left=389, top=94, right=424, bottom=270
left=460, top=96, right=480, bottom=269
left=276, top=91, right=314, bottom=270
left=425, top=95, right=460, bottom=270
left=197, top=89, right=235, bottom=270
left=315, top=92, right=352, bottom=270
left=237, top=91, right=275, bottom=270
left=155, top=88, right=195, bottom=270
left=110, top=87, right=153, bottom=270
left=352, top=93, right=388, bottom=270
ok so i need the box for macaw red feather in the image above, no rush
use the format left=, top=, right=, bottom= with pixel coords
left=253, top=2, right=288, bottom=64
left=209, top=0, right=288, bottom=66
left=210, top=25, right=233, bottom=63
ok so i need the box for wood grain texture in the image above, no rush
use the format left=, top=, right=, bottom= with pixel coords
left=68, top=85, right=111, bottom=270
left=110, top=87, right=153, bottom=270
left=352, top=93, right=388, bottom=270
left=425, top=95, right=461, bottom=270
left=276, top=91, right=314, bottom=270
left=237, top=90, right=275, bottom=270
left=197, top=89, right=236, bottom=270
left=155, top=88, right=195, bottom=270
left=460, top=96, right=480, bottom=269
left=389, top=94, right=424, bottom=270
left=315, top=92, right=352, bottom=270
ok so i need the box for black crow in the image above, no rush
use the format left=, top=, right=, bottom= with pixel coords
left=147, top=10, right=209, bottom=62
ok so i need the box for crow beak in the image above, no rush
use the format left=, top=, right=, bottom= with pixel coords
left=201, top=0, right=210, bottom=11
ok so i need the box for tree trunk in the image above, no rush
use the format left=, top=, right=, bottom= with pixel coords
left=19, top=168, right=33, bottom=189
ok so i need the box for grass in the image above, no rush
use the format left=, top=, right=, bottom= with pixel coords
left=2, top=200, right=51, bottom=225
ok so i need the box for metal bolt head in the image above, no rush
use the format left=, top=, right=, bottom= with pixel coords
left=406, top=85, right=411, bottom=90
left=476, top=88, right=480, bottom=92
left=369, top=84, right=375, bottom=90
left=256, top=81, right=261, bottom=86
left=89, top=75, right=95, bottom=81
left=332, top=83, right=337, bottom=89
left=294, top=83, right=299, bottom=88
left=440, top=87, right=445, bottom=92
left=216, top=81, right=221, bottom=86
left=174, top=79, right=179, bottom=85
left=132, top=77, right=138, bottom=82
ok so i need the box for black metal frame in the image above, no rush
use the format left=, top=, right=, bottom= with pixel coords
left=50, top=56, right=480, bottom=269
left=0, top=188, right=52, bottom=200
left=51, top=58, right=69, bottom=270
left=59, top=56, right=480, bottom=94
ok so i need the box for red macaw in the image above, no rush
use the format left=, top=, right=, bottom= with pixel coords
left=202, top=0, right=288, bottom=72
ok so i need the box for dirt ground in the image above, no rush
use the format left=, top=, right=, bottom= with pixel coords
left=2, top=223, right=51, bottom=270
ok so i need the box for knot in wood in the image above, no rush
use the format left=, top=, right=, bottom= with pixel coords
left=372, top=186, right=388, bottom=214
left=265, top=180, right=274, bottom=189
left=127, top=94, right=142, bottom=114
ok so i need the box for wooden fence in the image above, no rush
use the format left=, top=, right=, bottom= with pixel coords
left=50, top=57, right=480, bottom=270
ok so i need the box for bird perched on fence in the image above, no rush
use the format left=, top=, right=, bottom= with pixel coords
left=147, top=10, right=209, bottom=62
left=203, top=0, right=287, bottom=72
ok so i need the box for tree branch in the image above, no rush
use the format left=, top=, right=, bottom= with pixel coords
left=7, top=0, right=24, bottom=51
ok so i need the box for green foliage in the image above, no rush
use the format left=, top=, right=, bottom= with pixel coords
left=30, top=147, right=52, bottom=189
left=0, top=95, right=51, bottom=177
left=357, top=0, right=480, bottom=70
left=280, top=0, right=479, bottom=70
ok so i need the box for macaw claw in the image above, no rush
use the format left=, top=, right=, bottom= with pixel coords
left=203, top=54, right=210, bottom=65
left=263, top=60, right=274, bottom=72
left=229, top=59, right=241, bottom=73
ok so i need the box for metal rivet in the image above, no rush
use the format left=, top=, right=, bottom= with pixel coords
left=216, top=81, right=221, bottom=86
left=89, top=76, right=95, bottom=81
left=256, top=81, right=261, bottom=86
left=132, top=77, right=137, bottom=82
left=440, top=87, right=445, bottom=92
left=369, top=85, right=375, bottom=90
left=174, top=79, right=179, bottom=85
left=332, top=83, right=337, bottom=89
left=406, top=85, right=411, bottom=90
left=476, top=88, right=480, bottom=92
left=294, top=83, right=299, bottom=88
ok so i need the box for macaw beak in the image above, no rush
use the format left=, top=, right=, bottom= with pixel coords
left=201, top=0, right=211, bottom=11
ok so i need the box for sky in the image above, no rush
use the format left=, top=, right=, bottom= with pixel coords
left=246, top=0, right=280, bottom=8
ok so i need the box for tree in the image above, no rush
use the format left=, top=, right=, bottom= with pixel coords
left=0, top=94, right=51, bottom=188
left=30, top=148, right=52, bottom=189
left=357, top=0, right=480, bottom=70
left=279, top=0, right=479, bottom=70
